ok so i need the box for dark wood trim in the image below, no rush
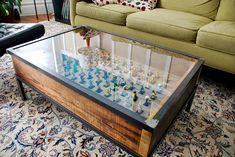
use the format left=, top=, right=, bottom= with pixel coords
left=149, top=68, right=202, bottom=156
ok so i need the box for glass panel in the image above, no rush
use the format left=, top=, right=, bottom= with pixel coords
left=13, top=28, right=197, bottom=127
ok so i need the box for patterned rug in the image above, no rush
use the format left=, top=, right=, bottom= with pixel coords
left=0, top=21, right=234, bottom=157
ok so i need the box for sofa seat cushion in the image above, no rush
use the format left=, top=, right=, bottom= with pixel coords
left=76, top=2, right=139, bottom=25
left=127, top=9, right=212, bottom=42
left=196, top=21, right=235, bottom=55
left=158, top=0, right=220, bottom=19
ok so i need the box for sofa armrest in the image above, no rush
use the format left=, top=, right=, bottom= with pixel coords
left=70, top=0, right=93, bottom=26
left=70, top=0, right=80, bottom=26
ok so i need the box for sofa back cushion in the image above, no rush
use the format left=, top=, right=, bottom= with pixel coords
left=158, top=0, right=220, bottom=19
left=216, top=0, right=235, bottom=21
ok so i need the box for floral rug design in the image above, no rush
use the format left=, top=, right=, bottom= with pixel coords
left=0, top=21, right=235, bottom=157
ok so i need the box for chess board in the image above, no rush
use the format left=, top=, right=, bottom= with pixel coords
left=59, top=47, right=179, bottom=120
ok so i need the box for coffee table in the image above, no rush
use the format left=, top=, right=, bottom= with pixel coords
left=8, top=26, right=203, bottom=157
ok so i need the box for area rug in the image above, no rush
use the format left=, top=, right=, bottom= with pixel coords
left=0, top=21, right=234, bottom=157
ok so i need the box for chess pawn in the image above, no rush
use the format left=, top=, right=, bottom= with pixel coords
left=132, top=91, right=138, bottom=112
left=112, top=75, right=117, bottom=83
left=79, top=75, right=85, bottom=84
left=129, top=82, right=135, bottom=90
left=137, top=102, right=143, bottom=114
left=96, top=77, right=102, bottom=85
left=87, top=72, right=93, bottom=79
left=139, top=85, right=145, bottom=95
left=149, top=74, right=157, bottom=84
left=104, top=80, right=110, bottom=88
left=65, top=69, right=71, bottom=77
left=112, top=85, right=117, bottom=101
left=132, top=67, right=137, bottom=77
left=74, top=60, right=80, bottom=67
left=88, top=80, right=95, bottom=89
left=143, top=96, right=150, bottom=106
left=125, top=95, right=132, bottom=108
left=162, top=81, right=167, bottom=88
left=119, top=78, right=126, bottom=87
left=157, top=83, right=163, bottom=94
left=115, top=91, right=121, bottom=102
left=103, top=71, right=109, bottom=79
left=96, top=85, right=103, bottom=93
left=150, top=90, right=157, bottom=100
left=123, top=85, right=128, bottom=90
left=71, top=73, right=77, bottom=81
left=133, top=91, right=138, bottom=101
left=104, top=88, right=111, bottom=97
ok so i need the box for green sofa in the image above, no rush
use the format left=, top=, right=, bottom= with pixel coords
left=70, top=0, right=235, bottom=74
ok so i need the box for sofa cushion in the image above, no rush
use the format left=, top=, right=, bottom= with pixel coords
left=215, top=0, right=235, bottom=21
left=196, top=21, right=235, bottom=55
left=127, top=9, right=212, bottom=42
left=158, top=0, right=220, bottom=19
left=76, top=2, right=139, bottom=25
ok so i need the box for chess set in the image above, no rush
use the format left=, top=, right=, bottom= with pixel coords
left=59, top=47, right=179, bottom=120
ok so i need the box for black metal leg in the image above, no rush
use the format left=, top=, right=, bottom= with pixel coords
left=33, top=0, right=38, bottom=19
left=44, top=0, right=50, bottom=21
left=185, top=85, right=197, bottom=112
left=16, top=78, right=27, bottom=101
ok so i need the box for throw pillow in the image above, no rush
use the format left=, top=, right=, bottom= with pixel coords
left=121, top=0, right=157, bottom=11
left=92, top=0, right=122, bottom=6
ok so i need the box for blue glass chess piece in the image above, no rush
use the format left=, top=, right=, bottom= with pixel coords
left=88, top=80, right=95, bottom=89
left=96, top=86, right=103, bottom=93
left=103, top=80, right=110, bottom=88
left=128, top=82, right=135, bottom=90
left=87, top=72, right=93, bottom=79
left=71, top=73, right=77, bottom=81
left=62, top=53, right=67, bottom=61
left=119, top=78, right=126, bottom=87
left=103, top=71, right=109, bottom=80
left=95, top=68, right=101, bottom=75
left=111, top=75, right=117, bottom=83
left=64, top=69, right=71, bottom=77
left=79, top=75, right=85, bottom=84
left=74, top=59, right=80, bottom=66
left=121, top=90, right=128, bottom=97
left=139, top=85, right=145, bottom=95
left=96, top=77, right=102, bottom=85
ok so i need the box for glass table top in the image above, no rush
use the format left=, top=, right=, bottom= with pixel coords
left=10, top=27, right=199, bottom=128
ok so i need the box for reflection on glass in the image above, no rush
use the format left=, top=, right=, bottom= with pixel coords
left=13, top=28, right=197, bottom=126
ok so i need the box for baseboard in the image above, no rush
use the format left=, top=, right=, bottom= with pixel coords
left=21, top=0, right=54, bottom=16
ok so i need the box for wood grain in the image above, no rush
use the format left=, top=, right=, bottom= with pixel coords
left=12, top=56, right=153, bottom=155
left=138, top=129, right=152, bottom=157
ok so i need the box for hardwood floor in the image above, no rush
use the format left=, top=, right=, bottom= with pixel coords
left=16, top=14, right=54, bottom=23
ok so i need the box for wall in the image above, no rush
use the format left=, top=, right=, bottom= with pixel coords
left=21, top=0, right=54, bottom=16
